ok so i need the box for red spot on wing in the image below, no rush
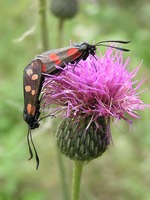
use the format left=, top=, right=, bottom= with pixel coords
left=27, top=104, right=32, bottom=114
left=49, top=53, right=61, bottom=65
left=26, top=69, right=33, bottom=75
left=67, top=48, right=78, bottom=56
left=67, top=48, right=82, bottom=60
left=27, top=104, right=36, bottom=115
left=72, top=52, right=82, bottom=60
left=54, top=59, right=61, bottom=65
left=42, top=64, right=47, bottom=72
left=49, top=53, right=59, bottom=60
left=25, top=85, right=31, bottom=92
left=31, top=90, right=36, bottom=95
left=31, top=74, right=38, bottom=80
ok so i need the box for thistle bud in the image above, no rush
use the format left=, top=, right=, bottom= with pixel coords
left=50, top=0, right=78, bottom=19
left=56, top=117, right=109, bottom=162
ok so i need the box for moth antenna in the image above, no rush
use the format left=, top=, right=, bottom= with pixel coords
left=96, top=44, right=130, bottom=52
left=27, top=128, right=33, bottom=160
left=95, top=40, right=131, bottom=45
left=27, top=127, right=40, bottom=170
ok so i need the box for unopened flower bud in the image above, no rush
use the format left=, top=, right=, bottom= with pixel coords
left=56, top=117, right=109, bottom=161
left=50, top=0, right=78, bottom=19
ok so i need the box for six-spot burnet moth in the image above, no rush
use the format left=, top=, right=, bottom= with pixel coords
left=23, top=40, right=130, bottom=169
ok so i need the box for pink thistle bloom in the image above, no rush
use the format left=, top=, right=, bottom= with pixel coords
left=42, top=48, right=147, bottom=120
left=41, top=48, right=148, bottom=147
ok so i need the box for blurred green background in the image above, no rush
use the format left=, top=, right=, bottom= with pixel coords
left=0, top=0, right=150, bottom=200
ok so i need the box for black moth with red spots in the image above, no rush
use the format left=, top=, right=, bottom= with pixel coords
left=23, top=40, right=130, bottom=169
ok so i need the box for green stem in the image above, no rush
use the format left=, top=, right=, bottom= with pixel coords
left=71, top=161, right=84, bottom=200
left=57, top=148, right=69, bottom=200
left=39, top=0, right=49, bottom=51
left=57, top=18, right=65, bottom=47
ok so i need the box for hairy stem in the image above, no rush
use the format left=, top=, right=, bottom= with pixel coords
left=39, top=0, right=49, bottom=51
left=57, top=148, right=69, bottom=200
left=71, top=161, right=84, bottom=200
left=57, top=18, right=65, bottom=47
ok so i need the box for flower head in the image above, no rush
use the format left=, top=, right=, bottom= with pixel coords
left=42, top=48, right=146, bottom=121
left=41, top=48, right=148, bottom=161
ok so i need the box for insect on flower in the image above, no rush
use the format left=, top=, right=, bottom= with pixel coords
left=42, top=48, right=148, bottom=162
left=23, top=40, right=130, bottom=169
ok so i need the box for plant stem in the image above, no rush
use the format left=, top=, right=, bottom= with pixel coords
left=71, top=161, right=84, bottom=200
left=57, top=18, right=65, bottom=47
left=39, top=0, right=49, bottom=51
left=57, top=148, right=69, bottom=200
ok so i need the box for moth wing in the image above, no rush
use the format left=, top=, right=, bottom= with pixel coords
left=36, top=46, right=82, bottom=74
left=23, top=59, right=43, bottom=117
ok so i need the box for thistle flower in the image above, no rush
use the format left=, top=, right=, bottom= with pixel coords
left=41, top=48, right=148, bottom=161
